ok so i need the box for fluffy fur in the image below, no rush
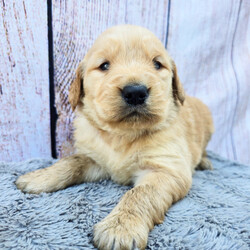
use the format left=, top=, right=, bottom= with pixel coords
left=16, top=25, right=214, bottom=250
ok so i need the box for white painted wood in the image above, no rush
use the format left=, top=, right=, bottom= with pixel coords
left=0, top=1, right=51, bottom=161
left=1, top=0, right=247, bottom=165
left=231, top=0, right=250, bottom=165
left=53, top=0, right=170, bottom=157
left=167, top=0, right=250, bottom=165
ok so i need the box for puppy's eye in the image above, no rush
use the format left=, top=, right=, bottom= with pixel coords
left=99, top=62, right=110, bottom=71
left=153, top=60, right=162, bottom=70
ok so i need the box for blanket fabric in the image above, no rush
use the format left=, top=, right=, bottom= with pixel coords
left=0, top=152, right=249, bottom=250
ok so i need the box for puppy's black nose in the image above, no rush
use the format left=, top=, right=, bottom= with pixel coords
left=122, top=85, right=149, bottom=106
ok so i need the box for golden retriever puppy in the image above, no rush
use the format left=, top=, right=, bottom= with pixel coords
left=16, top=25, right=214, bottom=249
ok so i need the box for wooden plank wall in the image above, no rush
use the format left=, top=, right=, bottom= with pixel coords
left=1, top=0, right=249, bottom=165
left=52, top=0, right=249, bottom=164
left=167, top=0, right=250, bottom=164
left=0, top=1, right=51, bottom=161
left=52, top=0, right=170, bottom=157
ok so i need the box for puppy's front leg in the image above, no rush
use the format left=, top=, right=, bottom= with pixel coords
left=16, top=154, right=108, bottom=194
left=94, top=167, right=192, bottom=250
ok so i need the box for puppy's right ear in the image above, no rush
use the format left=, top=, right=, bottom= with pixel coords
left=69, top=61, right=85, bottom=111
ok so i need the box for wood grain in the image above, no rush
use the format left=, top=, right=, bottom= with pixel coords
left=0, top=1, right=51, bottom=161
left=52, top=0, right=170, bottom=157
left=166, top=0, right=249, bottom=164
left=53, top=0, right=249, bottom=164
left=231, top=0, right=250, bottom=165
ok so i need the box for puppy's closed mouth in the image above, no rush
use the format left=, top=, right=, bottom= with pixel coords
left=126, top=111, right=140, bottom=118
left=123, top=111, right=144, bottom=121
left=119, top=106, right=157, bottom=123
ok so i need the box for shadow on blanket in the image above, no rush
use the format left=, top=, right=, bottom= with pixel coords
left=0, top=152, right=249, bottom=249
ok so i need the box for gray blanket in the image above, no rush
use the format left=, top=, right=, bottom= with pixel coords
left=0, top=152, right=249, bottom=249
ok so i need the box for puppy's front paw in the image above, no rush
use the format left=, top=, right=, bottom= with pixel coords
left=16, top=169, right=58, bottom=194
left=93, top=213, right=148, bottom=250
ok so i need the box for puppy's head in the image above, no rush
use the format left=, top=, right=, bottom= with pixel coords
left=69, top=25, right=185, bottom=133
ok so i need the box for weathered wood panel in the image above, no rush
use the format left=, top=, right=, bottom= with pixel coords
left=53, top=0, right=249, bottom=165
left=167, top=0, right=250, bottom=164
left=0, top=1, right=51, bottom=161
left=231, top=0, right=250, bottom=165
left=53, top=0, right=169, bottom=157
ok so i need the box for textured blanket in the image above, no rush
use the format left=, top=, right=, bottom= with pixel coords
left=0, top=152, right=249, bottom=249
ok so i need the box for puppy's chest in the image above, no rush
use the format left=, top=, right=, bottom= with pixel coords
left=102, top=140, right=143, bottom=181
left=77, top=131, right=142, bottom=183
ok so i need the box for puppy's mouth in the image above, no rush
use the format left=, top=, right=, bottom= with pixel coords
left=118, top=105, right=157, bottom=123
left=126, top=111, right=141, bottom=118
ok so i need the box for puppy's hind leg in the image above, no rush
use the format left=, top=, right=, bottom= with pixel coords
left=16, top=154, right=108, bottom=194
left=196, top=151, right=213, bottom=170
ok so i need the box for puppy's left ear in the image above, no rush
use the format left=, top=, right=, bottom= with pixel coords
left=69, top=61, right=85, bottom=111
left=171, top=61, right=185, bottom=105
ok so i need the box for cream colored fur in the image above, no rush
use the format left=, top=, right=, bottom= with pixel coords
left=16, top=25, right=214, bottom=250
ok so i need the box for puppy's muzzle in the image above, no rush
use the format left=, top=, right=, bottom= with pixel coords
left=121, top=84, right=149, bottom=106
